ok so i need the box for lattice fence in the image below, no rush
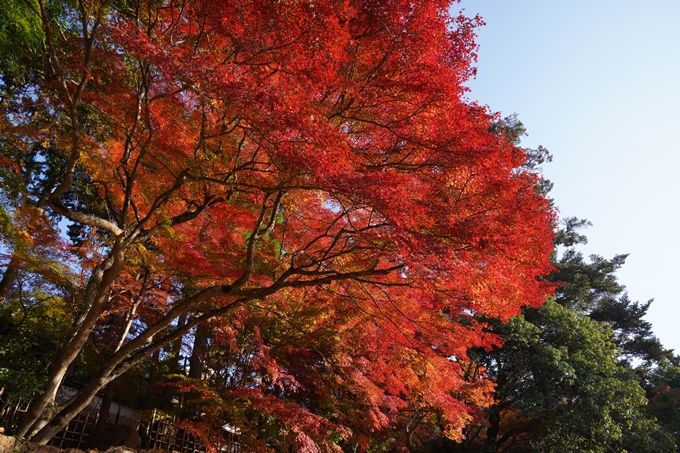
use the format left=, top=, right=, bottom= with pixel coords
left=0, top=394, right=30, bottom=433
left=0, top=396, right=97, bottom=450
left=143, top=410, right=241, bottom=453
left=0, top=391, right=241, bottom=453
left=48, top=409, right=98, bottom=449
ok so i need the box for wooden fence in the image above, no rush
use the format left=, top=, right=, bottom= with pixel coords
left=49, top=409, right=98, bottom=449
left=0, top=391, right=241, bottom=452
left=0, top=395, right=30, bottom=433
left=1, top=399, right=101, bottom=450
left=142, top=410, right=241, bottom=453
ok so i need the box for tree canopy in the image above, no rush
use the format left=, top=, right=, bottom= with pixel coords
left=450, top=299, right=675, bottom=453
left=0, top=0, right=556, bottom=450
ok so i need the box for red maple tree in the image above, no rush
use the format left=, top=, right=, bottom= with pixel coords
left=0, top=0, right=555, bottom=448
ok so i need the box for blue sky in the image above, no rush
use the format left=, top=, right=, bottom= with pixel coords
left=456, top=0, right=680, bottom=352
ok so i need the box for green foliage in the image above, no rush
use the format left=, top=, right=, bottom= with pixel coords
left=490, top=114, right=554, bottom=197
left=490, top=113, right=527, bottom=146
left=641, top=357, right=680, bottom=447
left=0, top=288, right=70, bottom=401
left=450, top=300, right=675, bottom=453
left=551, top=218, right=669, bottom=362
left=431, top=216, right=678, bottom=451
left=0, top=0, right=43, bottom=86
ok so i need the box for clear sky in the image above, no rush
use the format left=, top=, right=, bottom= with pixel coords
left=456, top=0, right=680, bottom=352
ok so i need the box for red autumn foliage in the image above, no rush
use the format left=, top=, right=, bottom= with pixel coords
left=1, top=0, right=555, bottom=449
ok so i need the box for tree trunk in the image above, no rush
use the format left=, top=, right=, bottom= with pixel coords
left=188, top=322, right=209, bottom=379
left=30, top=371, right=116, bottom=444
left=25, top=286, right=231, bottom=444
left=486, top=403, right=501, bottom=446
left=17, top=244, right=125, bottom=439
left=0, top=254, right=20, bottom=306
left=28, top=314, right=201, bottom=444
left=89, top=384, right=115, bottom=446
left=16, top=361, right=70, bottom=438
left=171, top=313, right=188, bottom=357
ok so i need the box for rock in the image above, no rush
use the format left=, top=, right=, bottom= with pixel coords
left=26, top=445, right=60, bottom=453
left=0, top=434, right=16, bottom=453
left=89, top=425, right=140, bottom=451
left=62, top=448, right=86, bottom=453
left=103, top=446, right=136, bottom=453
left=14, top=440, right=38, bottom=453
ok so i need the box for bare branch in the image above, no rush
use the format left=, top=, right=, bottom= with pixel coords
left=48, top=201, right=124, bottom=236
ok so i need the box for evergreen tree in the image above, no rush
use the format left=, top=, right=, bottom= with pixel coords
left=443, top=300, right=675, bottom=452
left=551, top=217, right=670, bottom=363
